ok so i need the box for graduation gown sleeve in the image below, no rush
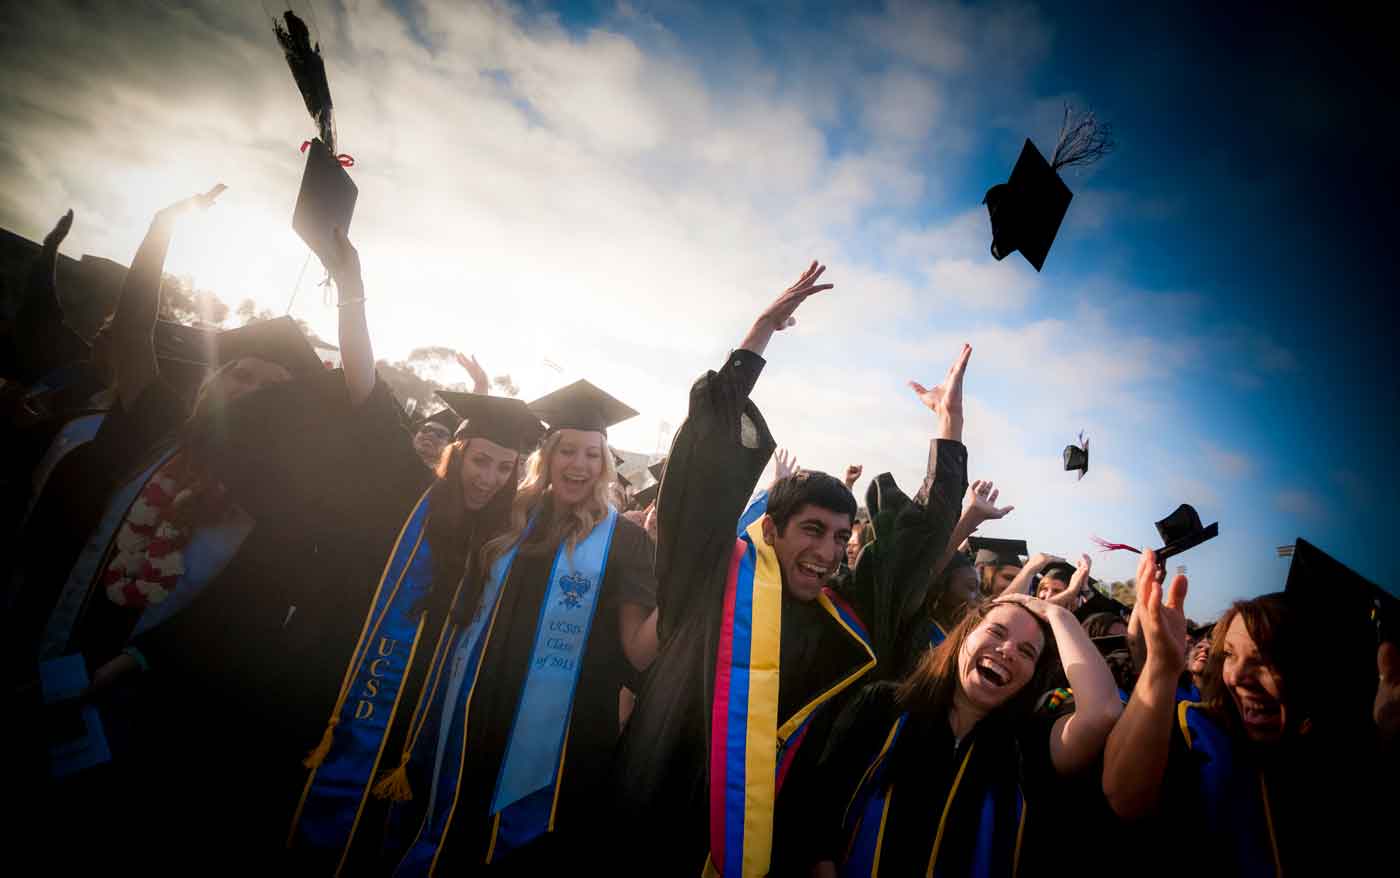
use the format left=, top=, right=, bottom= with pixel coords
left=653, top=348, right=776, bottom=642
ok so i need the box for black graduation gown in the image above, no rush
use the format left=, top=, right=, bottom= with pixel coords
left=75, top=374, right=432, bottom=871
left=809, top=682, right=1058, bottom=876
left=393, top=506, right=657, bottom=873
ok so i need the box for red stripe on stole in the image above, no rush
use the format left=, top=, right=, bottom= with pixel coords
left=709, top=537, right=748, bottom=873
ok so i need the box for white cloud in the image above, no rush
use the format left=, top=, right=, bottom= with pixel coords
left=1201, top=441, right=1255, bottom=479
left=1275, top=489, right=1327, bottom=520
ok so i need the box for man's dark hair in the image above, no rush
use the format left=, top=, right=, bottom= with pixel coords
left=767, top=470, right=856, bottom=533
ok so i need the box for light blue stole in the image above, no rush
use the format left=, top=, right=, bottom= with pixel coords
left=24, top=412, right=104, bottom=526
left=39, top=447, right=174, bottom=660
left=394, top=507, right=620, bottom=874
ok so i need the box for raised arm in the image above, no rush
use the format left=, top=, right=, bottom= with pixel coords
left=109, top=186, right=224, bottom=408
left=1102, top=549, right=1189, bottom=820
left=654, top=262, right=832, bottom=638
left=934, top=479, right=1014, bottom=587
left=1001, top=552, right=1061, bottom=597
left=325, top=227, right=375, bottom=407
left=13, top=210, right=90, bottom=383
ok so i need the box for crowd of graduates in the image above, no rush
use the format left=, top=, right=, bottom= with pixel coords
left=5, top=189, right=1398, bottom=878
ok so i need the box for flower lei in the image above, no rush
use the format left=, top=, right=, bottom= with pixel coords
left=102, top=452, right=225, bottom=609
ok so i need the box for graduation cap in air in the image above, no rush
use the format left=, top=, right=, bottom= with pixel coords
left=292, top=138, right=357, bottom=269
left=968, top=536, right=1029, bottom=568
left=529, top=380, right=638, bottom=437
left=1153, top=504, right=1219, bottom=564
left=630, top=482, right=659, bottom=510
left=1064, top=431, right=1089, bottom=480
left=982, top=107, right=1113, bottom=272
left=216, top=316, right=326, bottom=377
left=436, top=391, right=544, bottom=454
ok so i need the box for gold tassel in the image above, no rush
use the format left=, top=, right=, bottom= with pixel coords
left=372, top=751, right=414, bottom=802
left=303, top=716, right=339, bottom=769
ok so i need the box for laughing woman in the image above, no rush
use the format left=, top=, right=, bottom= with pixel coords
left=384, top=381, right=659, bottom=875
left=807, top=592, right=1121, bottom=876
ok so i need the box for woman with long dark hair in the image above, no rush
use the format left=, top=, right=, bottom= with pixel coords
left=808, top=591, right=1121, bottom=875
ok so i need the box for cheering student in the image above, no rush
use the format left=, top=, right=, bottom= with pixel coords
left=918, top=478, right=1016, bottom=653
left=1102, top=550, right=1394, bottom=874
left=612, top=262, right=973, bottom=877
left=382, top=376, right=657, bottom=874
left=808, top=590, right=1121, bottom=876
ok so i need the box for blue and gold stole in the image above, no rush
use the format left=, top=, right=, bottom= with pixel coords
left=1177, top=702, right=1282, bottom=876
left=928, top=620, right=947, bottom=647
left=841, top=716, right=1026, bottom=878
left=394, top=507, right=621, bottom=876
left=286, top=487, right=439, bottom=870
left=704, top=516, right=876, bottom=878
left=38, top=446, right=175, bottom=660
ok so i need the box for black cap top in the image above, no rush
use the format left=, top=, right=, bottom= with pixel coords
left=292, top=138, right=358, bottom=268
left=648, top=458, right=667, bottom=482
left=1063, top=432, right=1088, bottom=480
left=983, top=139, right=1073, bottom=272
left=418, top=406, right=462, bottom=434
left=1153, top=503, right=1219, bottom=563
left=529, top=379, right=637, bottom=436
left=216, top=316, right=326, bottom=377
left=1040, top=560, right=1076, bottom=583
left=1284, top=538, right=1398, bottom=646
left=630, top=482, right=659, bottom=510
left=1187, top=620, right=1217, bottom=640
left=437, top=391, right=545, bottom=454
left=1074, top=587, right=1131, bottom=623
left=969, top=536, right=1029, bottom=567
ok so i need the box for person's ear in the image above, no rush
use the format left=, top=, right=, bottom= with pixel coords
left=761, top=515, right=777, bottom=547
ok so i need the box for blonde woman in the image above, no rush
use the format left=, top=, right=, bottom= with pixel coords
left=386, top=380, right=659, bottom=875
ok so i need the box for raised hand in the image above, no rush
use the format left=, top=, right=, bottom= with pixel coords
left=456, top=352, right=490, bottom=394
left=1136, top=549, right=1189, bottom=677
left=964, top=479, right=1015, bottom=523
left=995, top=591, right=1068, bottom=624
left=327, top=226, right=364, bottom=297
left=43, top=209, right=74, bottom=253
left=154, top=183, right=227, bottom=224
left=643, top=501, right=658, bottom=543
left=909, top=343, right=971, bottom=441
left=1046, top=553, right=1094, bottom=610
left=739, top=261, right=834, bottom=356
left=844, top=464, right=863, bottom=489
left=774, top=447, right=800, bottom=481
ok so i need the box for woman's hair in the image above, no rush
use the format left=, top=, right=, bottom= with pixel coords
left=897, top=599, right=1058, bottom=722
left=425, top=438, right=519, bottom=621
left=480, top=430, right=617, bottom=572
left=1200, top=592, right=1316, bottom=739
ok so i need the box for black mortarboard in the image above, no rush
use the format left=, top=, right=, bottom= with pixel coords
left=1091, top=634, right=1129, bottom=655
left=648, top=459, right=667, bottom=483
left=1041, top=560, right=1076, bottom=583
left=1284, top=538, right=1398, bottom=646
left=1074, top=586, right=1131, bottom=623
left=630, top=482, right=659, bottom=510
left=615, top=456, right=632, bottom=490
left=983, top=139, right=1072, bottom=272
left=529, top=380, right=637, bottom=436
left=1153, top=503, right=1219, bottom=564
left=1063, top=431, right=1089, bottom=480
left=419, top=406, right=461, bottom=434
left=1187, top=620, right=1217, bottom=640
left=216, top=316, right=325, bottom=377
left=436, top=391, right=544, bottom=453
left=292, top=138, right=358, bottom=268
left=968, top=536, right=1029, bottom=568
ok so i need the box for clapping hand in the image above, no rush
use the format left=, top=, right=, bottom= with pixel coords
left=1136, top=549, right=1189, bottom=677
left=964, top=479, right=1014, bottom=524
left=910, top=343, right=971, bottom=441
left=43, top=209, right=74, bottom=254
left=456, top=352, right=490, bottom=394
left=1048, top=554, right=1094, bottom=611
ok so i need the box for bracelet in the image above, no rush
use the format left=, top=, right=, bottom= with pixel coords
left=121, top=646, right=150, bottom=673
left=337, top=296, right=367, bottom=308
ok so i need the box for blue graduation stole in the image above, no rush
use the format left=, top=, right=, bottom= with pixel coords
left=23, top=411, right=104, bottom=526
left=286, top=488, right=437, bottom=869
left=38, top=446, right=174, bottom=660
left=394, top=507, right=620, bottom=875
left=1177, top=703, right=1283, bottom=876
left=928, top=620, right=947, bottom=647
left=841, top=716, right=1026, bottom=878
left=737, top=489, right=768, bottom=536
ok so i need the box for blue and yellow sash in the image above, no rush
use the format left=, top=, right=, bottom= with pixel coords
left=286, top=488, right=439, bottom=871
left=928, top=620, right=947, bottom=648
left=705, top=516, right=876, bottom=878
left=1177, top=702, right=1282, bottom=876
left=394, top=507, right=620, bottom=875
left=840, top=716, right=1026, bottom=878
left=38, top=447, right=174, bottom=660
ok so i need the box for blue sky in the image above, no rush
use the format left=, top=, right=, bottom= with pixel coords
left=2, top=1, right=1394, bottom=616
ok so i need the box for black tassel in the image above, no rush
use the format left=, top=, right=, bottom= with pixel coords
left=1050, top=104, right=1114, bottom=172
left=273, top=11, right=336, bottom=152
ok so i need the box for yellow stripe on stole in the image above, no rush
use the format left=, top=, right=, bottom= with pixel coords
left=842, top=718, right=905, bottom=827
left=776, top=591, right=877, bottom=740
left=871, top=784, right=894, bottom=876
left=1257, top=772, right=1283, bottom=876
left=739, top=517, right=783, bottom=878
left=1177, top=700, right=1203, bottom=749
left=925, top=742, right=976, bottom=878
